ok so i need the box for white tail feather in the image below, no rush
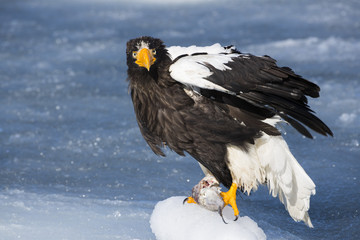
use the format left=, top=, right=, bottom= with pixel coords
left=255, top=135, right=315, bottom=227
left=226, top=134, right=316, bottom=227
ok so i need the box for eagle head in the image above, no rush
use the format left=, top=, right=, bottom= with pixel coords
left=126, top=36, right=166, bottom=72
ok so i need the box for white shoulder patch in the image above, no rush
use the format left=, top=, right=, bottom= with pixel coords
left=169, top=53, right=239, bottom=94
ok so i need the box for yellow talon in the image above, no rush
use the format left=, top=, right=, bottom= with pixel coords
left=220, top=183, right=239, bottom=217
left=183, top=196, right=197, bottom=204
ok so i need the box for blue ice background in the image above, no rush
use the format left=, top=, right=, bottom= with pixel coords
left=0, top=0, right=359, bottom=239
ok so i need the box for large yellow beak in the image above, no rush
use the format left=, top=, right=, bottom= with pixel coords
left=135, top=48, right=156, bottom=71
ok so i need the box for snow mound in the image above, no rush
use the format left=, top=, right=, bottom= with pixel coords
left=150, top=196, right=266, bottom=240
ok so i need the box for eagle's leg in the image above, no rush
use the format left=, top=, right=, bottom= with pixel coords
left=220, top=183, right=239, bottom=220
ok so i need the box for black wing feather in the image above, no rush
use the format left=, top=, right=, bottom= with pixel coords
left=204, top=54, right=333, bottom=137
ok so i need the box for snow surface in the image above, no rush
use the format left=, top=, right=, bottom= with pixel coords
left=0, top=0, right=359, bottom=239
left=150, top=196, right=266, bottom=240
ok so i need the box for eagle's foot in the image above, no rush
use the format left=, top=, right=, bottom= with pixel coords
left=183, top=196, right=197, bottom=204
left=220, top=182, right=239, bottom=221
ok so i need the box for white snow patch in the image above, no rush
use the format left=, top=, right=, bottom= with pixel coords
left=61, top=0, right=219, bottom=4
left=245, top=37, right=360, bottom=62
left=122, top=0, right=218, bottom=4
left=338, top=112, right=357, bottom=124
left=0, top=189, right=154, bottom=240
left=150, top=196, right=266, bottom=240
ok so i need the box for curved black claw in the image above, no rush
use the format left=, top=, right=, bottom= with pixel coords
left=218, top=207, right=227, bottom=224
left=234, top=215, right=239, bottom=221
left=183, top=197, right=189, bottom=205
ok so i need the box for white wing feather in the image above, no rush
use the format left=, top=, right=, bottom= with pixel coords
left=169, top=54, right=238, bottom=93
left=167, top=44, right=242, bottom=94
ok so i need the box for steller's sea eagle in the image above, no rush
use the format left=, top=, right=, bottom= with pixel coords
left=126, top=36, right=332, bottom=227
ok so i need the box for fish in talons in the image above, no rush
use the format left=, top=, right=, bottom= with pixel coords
left=183, top=176, right=228, bottom=224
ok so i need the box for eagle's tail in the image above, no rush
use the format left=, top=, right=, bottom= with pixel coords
left=255, top=134, right=315, bottom=227
left=226, top=133, right=315, bottom=227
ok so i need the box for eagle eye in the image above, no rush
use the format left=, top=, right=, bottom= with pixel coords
left=132, top=51, right=138, bottom=59
left=151, top=49, right=156, bottom=55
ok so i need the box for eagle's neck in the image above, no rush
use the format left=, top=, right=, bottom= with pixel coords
left=128, top=62, right=194, bottom=138
left=129, top=71, right=161, bottom=112
left=128, top=64, right=170, bottom=136
left=128, top=54, right=176, bottom=107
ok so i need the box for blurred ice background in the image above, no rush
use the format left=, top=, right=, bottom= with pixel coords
left=0, top=0, right=359, bottom=239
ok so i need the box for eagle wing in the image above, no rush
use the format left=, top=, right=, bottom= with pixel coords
left=168, top=46, right=328, bottom=227
left=168, top=46, right=333, bottom=138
